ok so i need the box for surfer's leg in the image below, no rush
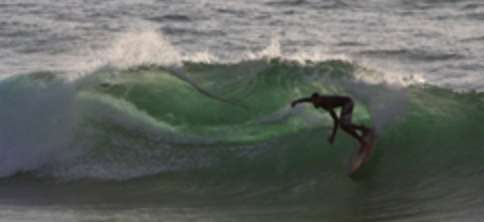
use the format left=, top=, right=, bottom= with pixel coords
left=340, top=123, right=365, bottom=145
left=339, top=101, right=372, bottom=137
left=351, top=124, right=370, bottom=136
left=340, top=104, right=365, bottom=144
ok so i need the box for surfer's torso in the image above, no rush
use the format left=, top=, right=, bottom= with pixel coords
left=312, top=95, right=353, bottom=110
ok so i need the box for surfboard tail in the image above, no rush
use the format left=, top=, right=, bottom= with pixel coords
left=348, top=128, right=377, bottom=176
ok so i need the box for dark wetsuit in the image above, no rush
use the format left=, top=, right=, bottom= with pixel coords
left=312, top=95, right=354, bottom=126
left=291, top=94, right=368, bottom=145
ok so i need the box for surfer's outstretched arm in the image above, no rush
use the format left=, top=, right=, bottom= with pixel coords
left=291, top=97, right=312, bottom=107
left=327, top=108, right=339, bottom=144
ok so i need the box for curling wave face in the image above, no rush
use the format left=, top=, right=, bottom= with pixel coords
left=1, top=59, right=483, bottom=182
left=2, top=59, right=484, bottom=221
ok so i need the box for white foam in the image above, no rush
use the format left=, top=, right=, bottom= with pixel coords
left=183, top=51, right=218, bottom=64
left=70, top=29, right=183, bottom=79
left=0, top=78, right=82, bottom=177
left=246, top=35, right=282, bottom=59
left=354, top=61, right=427, bottom=87
left=66, top=28, right=423, bottom=91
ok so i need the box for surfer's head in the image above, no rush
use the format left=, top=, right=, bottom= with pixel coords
left=310, top=92, right=320, bottom=106
left=311, top=92, right=320, bottom=100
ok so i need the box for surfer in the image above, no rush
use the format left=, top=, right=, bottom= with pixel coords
left=291, top=93, right=372, bottom=147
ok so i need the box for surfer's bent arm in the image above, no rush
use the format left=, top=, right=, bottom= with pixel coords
left=327, top=108, right=339, bottom=144
left=291, top=97, right=312, bottom=107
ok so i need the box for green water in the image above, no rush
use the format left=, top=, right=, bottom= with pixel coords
left=1, top=59, right=484, bottom=221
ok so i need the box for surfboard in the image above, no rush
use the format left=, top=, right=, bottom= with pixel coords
left=348, top=128, right=376, bottom=176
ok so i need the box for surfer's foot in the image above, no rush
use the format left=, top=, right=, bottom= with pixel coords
left=362, top=128, right=375, bottom=142
left=359, top=143, right=368, bottom=153
left=359, top=128, right=375, bottom=151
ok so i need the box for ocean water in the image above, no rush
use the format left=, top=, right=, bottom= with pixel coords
left=1, top=1, right=484, bottom=221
